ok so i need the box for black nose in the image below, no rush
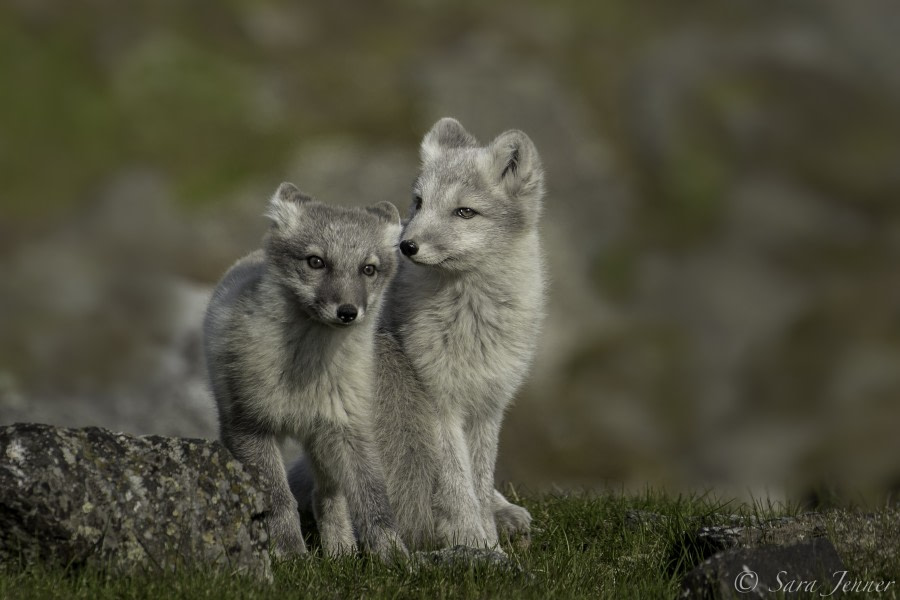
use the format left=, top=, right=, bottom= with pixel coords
left=399, top=240, right=418, bottom=256
left=336, top=304, right=358, bottom=323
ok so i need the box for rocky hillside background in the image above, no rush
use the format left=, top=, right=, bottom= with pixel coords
left=1, top=0, right=899, bottom=504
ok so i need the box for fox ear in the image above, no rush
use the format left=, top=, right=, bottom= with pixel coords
left=366, top=201, right=400, bottom=225
left=265, top=182, right=312, bottom=227
left=488, top=130, right=544, bottom=200
left=274, top=182, right=312, bottom=204
left=367, top=201, right=402, bottom=244
left=420, top=118, right=478, bottom=163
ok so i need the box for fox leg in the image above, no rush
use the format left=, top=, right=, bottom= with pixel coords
left=225, top=429, right=307, bottom=556
left=373, top=356, right=440, bottom=549
left=305, top=418, right=407, bottom=560
left=376, top=413, right=438, bottom=550
left=433, top=412, right=490, bottom=548
left=306, top=459, right=356, bottom=557
left=464, top=414, right=504, bottom=547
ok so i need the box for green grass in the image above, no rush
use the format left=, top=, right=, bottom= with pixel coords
left=1, top=491, right=897, bottom=599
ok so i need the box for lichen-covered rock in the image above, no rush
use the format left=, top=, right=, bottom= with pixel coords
left=637, top=508, right=900, bottom=598
left=680, top=538, right=846, bottom=600
left=0, top=423, right=271, bottom=580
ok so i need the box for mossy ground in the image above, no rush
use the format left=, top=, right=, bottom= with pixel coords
left=2, top=490, right=897, bottom=599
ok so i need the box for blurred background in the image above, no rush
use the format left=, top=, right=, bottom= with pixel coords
left=2, top=0, right=899, bottom=506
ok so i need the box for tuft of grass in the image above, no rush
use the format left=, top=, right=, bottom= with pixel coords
left=1, top=490, right=897, bottom=599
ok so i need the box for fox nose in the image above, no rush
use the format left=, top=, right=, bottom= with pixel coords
left=336, top=304, right=358, bottom=323
left=399, top=240, right=418, bottom=256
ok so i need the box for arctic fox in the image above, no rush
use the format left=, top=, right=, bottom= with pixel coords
left=385, top=118, right=546, bottom=548
left=203, top=182, right=406, bottom=559
left=291, top=119, right=546, bottom=550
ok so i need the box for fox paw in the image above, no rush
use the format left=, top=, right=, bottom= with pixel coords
left=270, top=526, right=308, bottom=558
left=495, top=502, right=532, bottom=539
left=435, top=517, right=491, bottom=549
left=366, top=529, right=409, bottom=561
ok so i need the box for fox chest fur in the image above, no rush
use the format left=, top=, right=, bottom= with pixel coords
left=221, top=296, right=375, bottom=434
left=399, top=266, right=543, bottom=417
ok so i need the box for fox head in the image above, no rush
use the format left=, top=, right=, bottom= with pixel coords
left=264, top=182, right=401, bottom=327
left=399, top=118, right=544, bottom=271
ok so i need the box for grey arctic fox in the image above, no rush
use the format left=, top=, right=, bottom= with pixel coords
left=290, top=118, right=546, bottom=550
left=203, top=182, right=406, bottom=559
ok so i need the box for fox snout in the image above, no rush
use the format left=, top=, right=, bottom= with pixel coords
left=314, top=278, right=372, bottom=326
left=321, top=301, right=363, bottom=326
left=399, top=240, right=418, bottom=256
left=336, top=304, right=358, bottom=323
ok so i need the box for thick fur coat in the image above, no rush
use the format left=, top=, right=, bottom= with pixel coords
left=291, top=119, right=546, bottom=550
left=204, top=183, right=405, bottom=558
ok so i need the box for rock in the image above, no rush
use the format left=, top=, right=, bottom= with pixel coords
left=0, top=423, right=271, bottom=580
left=672, top=509, right=900, bottom=597
left=625, top=509, right=671, bottom=530
left=688, top=514, right=826, bottom=556
left=680, top=524, right=748, bottom=560
left=680, top=538, right=846, bottom=599
left=412, top=545, right=522, bottom=574
left=636, top=508, right=900, bottom=596
left=667, top=512, right=830, bottom=573
left=625, top=507, right=899, bottom=595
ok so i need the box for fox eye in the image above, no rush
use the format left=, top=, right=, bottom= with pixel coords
left=307, top=256, right=325, bottom=269
left=362, top=264, right=377, bottom=277
left=454, top=207, right=477, bottom=219
left=413, top=195, right=423, bottom=210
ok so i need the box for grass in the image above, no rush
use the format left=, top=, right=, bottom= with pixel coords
left=1, top=490, right=897, bottom=599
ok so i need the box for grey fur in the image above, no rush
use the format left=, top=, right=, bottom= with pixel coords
left=204, top=182, right=406, bottom=559
left=292, top=119, right=546, bottom=550
left=389, top=118, right=545, bottom=548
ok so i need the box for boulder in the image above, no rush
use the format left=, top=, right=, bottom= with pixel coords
left=654, top=508, right=900, bottom=598
left=0, top=423, right=271, bottom=580
left=680, top=538, right=846, bottom=599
